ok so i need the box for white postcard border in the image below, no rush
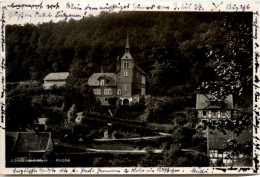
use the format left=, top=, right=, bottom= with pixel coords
left=0, top=0, right=259, bottom=175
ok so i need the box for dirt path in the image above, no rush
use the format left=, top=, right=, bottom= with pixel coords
left=55, top=141, right=163, bottom=154
left=86, top=148, right=163, bottom=154
left=92, top=132, right=171, bottom=142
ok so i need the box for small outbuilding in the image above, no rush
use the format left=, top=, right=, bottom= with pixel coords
left=196, top=94, right=234, bottom=119
left=35, top=118, right=49, bottom=131
left=6, top=132, right=53, bottom=162
left=43, top=72, right=75, bottom=89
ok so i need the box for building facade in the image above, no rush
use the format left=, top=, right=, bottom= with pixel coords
left=43, top=72, right=75, bottom=89
left=88, top=35, right=146, bottom=106
left=196, top=94, right=251, bottom=166
left=196, top=94, right=235, bottom=120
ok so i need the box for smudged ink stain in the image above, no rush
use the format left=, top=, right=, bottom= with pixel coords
left=238, top=167, right=251, bottom=172
left=255, top=75, right=259, bottom=83
left=1, top=57, right=5, bottom=71
left=255, top=51, right=259, bottom=73
left=254, top=136, right=260, bottom=141
left=215, top=167, right=237, bottom=173
left=253, top=14, right=258, bottom=41
left=253, top=143, right=260, bottom=150
left=254, top=111, right=259, bottom=133
left=255, top=116, right=259, bottom=134
left=1, top=75, right=5, bottom=98
left=215, top=168, right=226, bottom=172
left=227, top=167, right=238, bottom=171
left=255, top=93, right=260, bottom=103
left=8, top=2, right=43, bottom=10
left=254, top=84, right=260, bottom=89
left=1, top=102, right=4, bottom=123
left=253, top=154, right=259, bottom=173
left=1, top=6, right=6, bottom=52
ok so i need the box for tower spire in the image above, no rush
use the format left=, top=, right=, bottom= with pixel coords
left=125, top=32, right=130, bottom=53
left=121, top=32, right=133, bottom=61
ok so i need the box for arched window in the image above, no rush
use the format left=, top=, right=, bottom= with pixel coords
left=123, top=62, right=130, bottom=68
left=117, top=89, right=121, bottom=95
left=100, top=79, right=105, bottom=86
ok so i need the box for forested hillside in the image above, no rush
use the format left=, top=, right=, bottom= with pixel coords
left=5, top=12, right=253, bottom=167
left=6, top=12, right=252, bottom=97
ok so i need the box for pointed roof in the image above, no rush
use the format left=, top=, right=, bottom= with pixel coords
left=98, top=74, right=113, bottom=80
left=6, top=132, right=53, bottom=152
left=121, top=52, right=133, bottom=60
left=196, top=94, right=233, bottom=110
left=44, top=72, right=70, bottom=81
left=88, top=73, right=116, bottom=86
left=122, top=33, right=133, bottom=60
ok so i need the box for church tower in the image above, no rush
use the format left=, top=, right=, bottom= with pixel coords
left=120, top=33, right=134, bottom=99
left=88, top=33, right=146, bottom=106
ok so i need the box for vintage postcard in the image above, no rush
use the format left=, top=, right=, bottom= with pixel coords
left=0, top=0, right=259, bottom=175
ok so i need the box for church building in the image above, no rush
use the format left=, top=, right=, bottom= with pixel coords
left=88, top=35, right=146, bottom=106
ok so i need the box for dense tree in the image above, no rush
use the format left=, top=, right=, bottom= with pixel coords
left=197, top=13, right=252, bottom=100
left=194, top=13, right=253, bottom=166
left=6, top=82, right=43, bottom=130
left=6, top=12, right=252, bottom=98
left=67, top=104, right=77, bottom=122
left=160, top=127, right=209, bottom=167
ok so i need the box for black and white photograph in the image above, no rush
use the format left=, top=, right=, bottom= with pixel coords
left=0, top=0, right=259, bottom=175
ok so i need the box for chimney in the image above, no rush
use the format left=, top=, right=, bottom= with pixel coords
left=116, top=56, right=120, bottom=70
left=101, top=66, right=103, bottom=73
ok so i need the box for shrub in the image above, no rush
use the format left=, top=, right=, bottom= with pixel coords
left=108, top=97, right=118, bottom=105
left=112, top=131, right=123, bottom=139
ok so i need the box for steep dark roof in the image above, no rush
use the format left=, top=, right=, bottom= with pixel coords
left=133, top=83, right=141, bottom=90
left=208, top=128, right=252, bottom=150
left=7, top=132, right=53, bottom=152
left=6, top=132, right=19, bottom=152
left=44, top=72, right=70, bottom=81
left=88, top=73, right=116, bottom=86
left=122, top=33, right=132, bottom=59
left=134, top=64, right=147, bottom=75
left=196, top=94, right=233, bottom=110
left=98, top=74, right=114, bottom=81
